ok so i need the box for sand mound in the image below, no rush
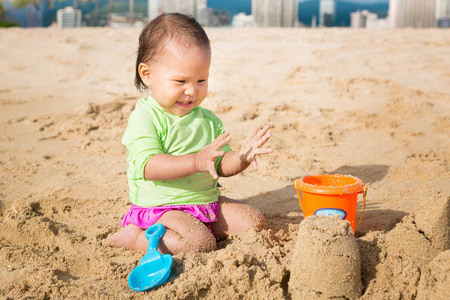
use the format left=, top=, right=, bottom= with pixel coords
left=150, top=229, right=289, bottom=299
left=416, top=250, right=450, bottom=300
left=411, top=191, right=450, bottom=254
left=361, top=192, right=449, bottom=299
left=289, top=216, right=362, bottom=299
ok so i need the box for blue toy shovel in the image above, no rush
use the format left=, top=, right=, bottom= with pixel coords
left=128, top=223, right=173, bottom=291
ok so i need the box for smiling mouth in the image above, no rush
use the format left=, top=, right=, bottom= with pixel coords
left=176, top=101, right=193, bottom=108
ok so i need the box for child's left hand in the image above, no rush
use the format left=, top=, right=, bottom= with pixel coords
left=239, top=125, right=273, bottom=170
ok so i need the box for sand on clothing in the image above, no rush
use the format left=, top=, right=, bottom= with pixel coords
left=0, top=27, right=449, bottom=299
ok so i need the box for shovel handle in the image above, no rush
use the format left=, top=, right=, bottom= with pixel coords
left=145, top=223, right=166, bottom=252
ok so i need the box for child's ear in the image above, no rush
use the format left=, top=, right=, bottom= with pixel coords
left=138, top=63, right=152, bottom=87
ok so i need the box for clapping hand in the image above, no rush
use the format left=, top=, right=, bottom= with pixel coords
left=195, top=132, right=232, bottom=179
left=239, top=125, right=273, bottom=170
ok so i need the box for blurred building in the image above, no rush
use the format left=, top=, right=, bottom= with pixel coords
left=195, top=0, right=211, bottom=26
left=435, top=0, right=450, bottom=27
left=251, top=0, right=298, bottom=27
left=351, top=9, right=389, bottom=28
left=147, top=0, right=209, bottom=22
left=319, top=0, right=335, bottom=27
left=148, top=0, right=159, bottom=21
left=435, top=0, right=450, bottom=18
left=350, top=10, right=368, bottom=28
left=232, top=12, right=255, bottom=27
left=56, top=6, right=82, bottom=28
left=161, top=0, right=196, bottom=15
left=366, top=16, right=390, bottom=28
left=389, top=0, right=437, bottom=27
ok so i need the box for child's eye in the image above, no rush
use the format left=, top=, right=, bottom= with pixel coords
left=176, top=80, right=185, bottom=83
left=198, top=80, right=207, bottom=83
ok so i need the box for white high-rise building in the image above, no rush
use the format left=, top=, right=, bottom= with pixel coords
left=319, top=0, right=335, bottom=27
left=148, top=0, right=159, bottom=21
left=195, top=0, right=211, bottom=26
left=57, top=6, right=82, bottom=28
left=389, top=0, right=399, bottom=27
left=252, top=0, right=279, bottom=27
left=282, top=0, right=299, bottom=27
left=350, top=10, right=366, bottom=28
left=147, top=0, right=199, bottom=21
left=351, top=10, right=387, bottom=28
left=435, top=0, right=450, bottom=18
left=252, top=0, right=298, bottom=27
left=389, top=0, right=437, bottom=27
left=160, top=0, right=196, bottom=16
left=435, top=0, right=450, bottom=26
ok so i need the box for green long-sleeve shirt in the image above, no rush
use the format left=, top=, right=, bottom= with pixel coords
left=122, top=97, right=231, bottom=207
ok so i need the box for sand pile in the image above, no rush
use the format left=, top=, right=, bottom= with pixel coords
left=416, top=250, right=450, bottom=300
left=361, top=191, right=449, bottom=299
left=150, top=229, right=289, bottom=299
left=289, top=216, right=362, bottom=299
left=287, top=192, right=449, bottom=300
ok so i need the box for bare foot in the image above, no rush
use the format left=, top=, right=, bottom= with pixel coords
left=103, top=224, right=146, bottom=250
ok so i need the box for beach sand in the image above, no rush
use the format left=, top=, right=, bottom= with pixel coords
left=0, top=27, right=449, bottom=299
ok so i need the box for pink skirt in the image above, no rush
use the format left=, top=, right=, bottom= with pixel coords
left=121, top=202, right=220, bottom=229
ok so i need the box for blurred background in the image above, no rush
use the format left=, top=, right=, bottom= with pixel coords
left=0, top=0, right=449, bottom=29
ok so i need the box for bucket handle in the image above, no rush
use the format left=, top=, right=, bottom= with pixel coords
left=355, top=185, right=367, bottom=229
left=294, top=181, right=304, bottom=213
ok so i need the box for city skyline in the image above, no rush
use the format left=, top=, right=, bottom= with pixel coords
left=148, top=0, right=390, bottom=27
left=3, top=0, right=449, bottom=28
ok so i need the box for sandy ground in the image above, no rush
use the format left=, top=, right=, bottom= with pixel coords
left=0, top=27, right=449, bottom=299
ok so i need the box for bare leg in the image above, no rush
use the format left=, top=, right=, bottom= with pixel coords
left=157, top=210, right=216, bottom=254
left=103, top=224, right=147, bottom=251
left=104, top=210, right=216, bottom=255
left=212, top=196, right=267, bottom=240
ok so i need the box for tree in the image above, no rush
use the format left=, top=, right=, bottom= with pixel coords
left=0, top=0, right=47, bottom=26
left=7, top=0, right=52, bottom=9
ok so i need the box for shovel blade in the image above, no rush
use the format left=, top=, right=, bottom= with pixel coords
left=128, top=254, right=173, bottom=291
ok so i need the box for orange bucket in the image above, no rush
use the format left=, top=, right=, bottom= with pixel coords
left=294, top=174, right=367, bottom=232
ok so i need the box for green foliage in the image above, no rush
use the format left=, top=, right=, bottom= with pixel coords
left=10, top=0, right=44, bottom=9
left=0, top=19, right=20, bottom=27
left=0, top=0, right=50, bottom=9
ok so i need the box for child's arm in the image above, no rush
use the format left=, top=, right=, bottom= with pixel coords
left=218, top=125, right=272, bottom=177
left=144, top=132, right=232, bottom=181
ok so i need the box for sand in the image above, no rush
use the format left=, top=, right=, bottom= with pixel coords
left=0, top=27, right=449, bottom=299
left=290, top=216, right=362, bottom=299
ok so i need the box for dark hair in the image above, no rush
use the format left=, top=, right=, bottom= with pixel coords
left=135, top=13, right=211, bottom=92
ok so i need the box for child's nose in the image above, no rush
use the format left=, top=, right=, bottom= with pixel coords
left=184, top=84, right=196, bottom=96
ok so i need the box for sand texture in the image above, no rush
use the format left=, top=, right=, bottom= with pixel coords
left=289, top=216, right=362, bottom=299
left=0, top=27, right=449, bottom=299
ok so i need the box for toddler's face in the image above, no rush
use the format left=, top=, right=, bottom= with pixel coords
left=145, top=41, right=211, bottom=116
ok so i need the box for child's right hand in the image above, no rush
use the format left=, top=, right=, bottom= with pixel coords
left=195, top=132, right=232, bottom=179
